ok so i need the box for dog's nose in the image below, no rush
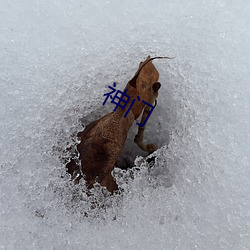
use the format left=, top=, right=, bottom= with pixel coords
left=152, top=82, right=161, bottom=93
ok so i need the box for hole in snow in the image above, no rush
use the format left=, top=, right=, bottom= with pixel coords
left=55, top=101, right=173, bottom=195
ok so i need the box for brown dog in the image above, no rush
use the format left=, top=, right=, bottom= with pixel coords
left=66, top=56, right=170, bottom=193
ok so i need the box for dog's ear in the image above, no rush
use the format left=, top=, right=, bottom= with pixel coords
left=128, top=56, right=172, bottom=88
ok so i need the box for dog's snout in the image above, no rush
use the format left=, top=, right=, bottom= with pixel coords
left=152, top=82, right=161, bottom=93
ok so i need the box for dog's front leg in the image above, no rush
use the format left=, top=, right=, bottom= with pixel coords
left=134, top=82, right=161, bottom=154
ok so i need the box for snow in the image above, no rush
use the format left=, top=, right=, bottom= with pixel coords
left=1, top=0, right=250, bottom=249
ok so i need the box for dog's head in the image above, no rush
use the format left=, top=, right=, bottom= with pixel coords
left=126, top=56, right=169, bottom=119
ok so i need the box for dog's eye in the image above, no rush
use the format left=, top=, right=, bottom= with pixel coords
left=152, top=82, right=161, bottom=93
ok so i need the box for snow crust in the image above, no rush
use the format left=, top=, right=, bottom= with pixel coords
left=0, top=0, right=250, bottom=249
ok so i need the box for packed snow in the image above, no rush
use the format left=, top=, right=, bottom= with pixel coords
left=0, top=0, right=250, bottom=249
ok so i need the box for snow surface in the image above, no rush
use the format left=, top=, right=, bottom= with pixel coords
left=1, top=0, right=250, bottom=249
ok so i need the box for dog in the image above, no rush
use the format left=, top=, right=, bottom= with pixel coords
left=66, top=56, right=170, bottom=193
